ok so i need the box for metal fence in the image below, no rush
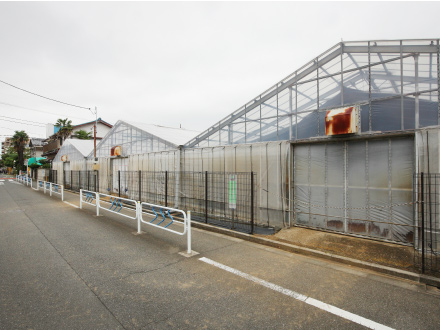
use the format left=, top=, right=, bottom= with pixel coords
left=64, top=170, right=99, bottom=192
left=48, top=169, right=57, bottom=184
left=32, top=169, right=57, bottom=184
left=414, top=173, right=440, bottom=276
left=64, top=170, right=266, bottom=234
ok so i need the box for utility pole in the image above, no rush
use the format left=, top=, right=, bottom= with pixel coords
left=94, top=106, right=98, bottom=160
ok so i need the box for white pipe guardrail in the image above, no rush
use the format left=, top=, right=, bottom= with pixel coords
left=18, top=175, right=31, bottom=186
left=35, top=180, right=64, bottom=200
left=17, top=175, right=29, bottom=185
left=17, top=175, right=31, bottom=186
left=80, top=189, right=100, bottom=216
left=79, top=190, right=192, bottom=254
left=50, top=182, right=64, bottom=200
left=98, top=193, right=138, bottom=220
left=138, top=202, right=191, bottom=254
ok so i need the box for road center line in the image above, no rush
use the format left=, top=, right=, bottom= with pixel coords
left=63, top=201, right=80, bottom=208
left=199, top=257, right=394, bottom=330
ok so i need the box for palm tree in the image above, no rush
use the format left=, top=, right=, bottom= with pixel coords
left=55, top=118, right=73, bottom=142
left=72, top=129, right=92, bottom=140
left=11, top=130, right=29, bottom=172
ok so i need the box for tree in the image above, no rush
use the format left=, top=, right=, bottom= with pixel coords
left=11, top=130, right=29, bottom=172
left=72, top=129, right=92, bottom=140
left=1, top=147, right=18, bottom=169
left=55, top=118, right=73, bottom=142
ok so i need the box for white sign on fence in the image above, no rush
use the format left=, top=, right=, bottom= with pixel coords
left=229, top=174, right=237, bottom=209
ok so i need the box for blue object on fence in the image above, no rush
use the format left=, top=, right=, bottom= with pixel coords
left=39, top=181, right=43, bottom=187
left=164, top=210, right=174, bottom=228
left=157, top=208, right=166, bottom=226
left=150, top=207, right=158, bottom=223
left=46, top=183, right=50, bottom=189
left=55, top=186, right=59, bottom=192
left=116, top=199, right=123, bottom=212
left=109, top=197, right=115, bottom=210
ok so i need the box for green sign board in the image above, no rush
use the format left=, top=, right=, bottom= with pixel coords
left=229, top=175, right=237, bottom=209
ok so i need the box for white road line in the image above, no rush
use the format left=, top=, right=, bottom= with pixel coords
left=199, top=257, right=394, bottom=330
left=8, top=180, right=14, bottom=182
left=0, top=179, right=4, bottom=182
left=63, top=201, right=79, bottom=208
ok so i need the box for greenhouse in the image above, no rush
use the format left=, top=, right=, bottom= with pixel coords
left=56, top=39, right=440, bottom=247
left=52, top=139, right=95, bottom=187
left=85, top=120, right=200, bottom=196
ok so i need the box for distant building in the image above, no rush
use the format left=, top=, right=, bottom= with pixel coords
left=43, top=118, right=113, bottom=161
left=71, top=118, right=113, bottom=139
left=1, top=136, right=30, bottom=155
left=29, top=138, right=45, bottom=159
left=1, top=137, right=11, bottom=154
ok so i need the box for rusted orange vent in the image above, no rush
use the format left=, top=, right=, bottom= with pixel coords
left=325, top=106, right=358, bottom=135
left=111, top=145, right=122, bottom=156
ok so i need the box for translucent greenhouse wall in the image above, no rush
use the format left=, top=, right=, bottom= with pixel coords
left=187, top=40, right=440, bottom=148
left=53, top=159, right=88, bottom=185
left=53, top=142, right=88, bottom=162
left=179, top=142, right=290, bottom=229
left=53, top=142, right=90, bottom=184
left=78, top=142, right=289, bottom=229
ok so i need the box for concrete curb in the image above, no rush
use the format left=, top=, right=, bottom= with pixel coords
left=189, top=221, right=440, bottom=288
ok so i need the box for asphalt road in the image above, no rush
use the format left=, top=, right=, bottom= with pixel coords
left=1, top=179, right=439, bottom=330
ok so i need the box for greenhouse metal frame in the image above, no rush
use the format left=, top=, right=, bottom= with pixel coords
left=187, top=39, right=439, bottom=147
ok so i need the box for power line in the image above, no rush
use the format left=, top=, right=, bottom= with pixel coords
left=0, top=115, right=47, bottom=125
left=0, top=126, right=44, bottom=137
left=0, top=101, right=90, bottom=121
left=0, top=79, right=91, bottom=110
left=0, top=118, right=46, bottom=127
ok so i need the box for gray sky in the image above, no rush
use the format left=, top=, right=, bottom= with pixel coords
left=0, top=1, right=439, bottom=139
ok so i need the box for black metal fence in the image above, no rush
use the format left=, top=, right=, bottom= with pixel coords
left=64, top=170, right=99, bottom=192
left=414, top=173, right=440, bottom=276
left=64, top=170, right=267, bottom=234
left=33, top=169, right=57, bottom=183
left=48, top=169, right=57, bottom=184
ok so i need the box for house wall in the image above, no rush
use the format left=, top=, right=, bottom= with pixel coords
left=72, top=123, right=112, bottom=139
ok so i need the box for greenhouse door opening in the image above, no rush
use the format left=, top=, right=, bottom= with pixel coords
left=293, top=136, right=414, bottom=244
left=63, top=162, right=70, bottom=187
left=111, top=158, right=129, bottom=196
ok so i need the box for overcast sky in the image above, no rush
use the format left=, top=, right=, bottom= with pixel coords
left=1, top=1, right=439, bottom=140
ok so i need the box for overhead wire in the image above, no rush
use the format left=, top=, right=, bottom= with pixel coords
left=0, top=79, right=91, bottom=110
left=0, top=118, right=46, bottom=127
left=0, top=101, right=90, bottom=121
left=0, top=116, right=46, bottom=127
left=0, top=125, right=44, bottom=137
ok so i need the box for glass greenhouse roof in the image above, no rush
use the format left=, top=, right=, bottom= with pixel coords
left=186, top=39, right=440, bottom=148
left=53, top=139, right=94, bottom=162
left=90, top=120, right=200, bottom=158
